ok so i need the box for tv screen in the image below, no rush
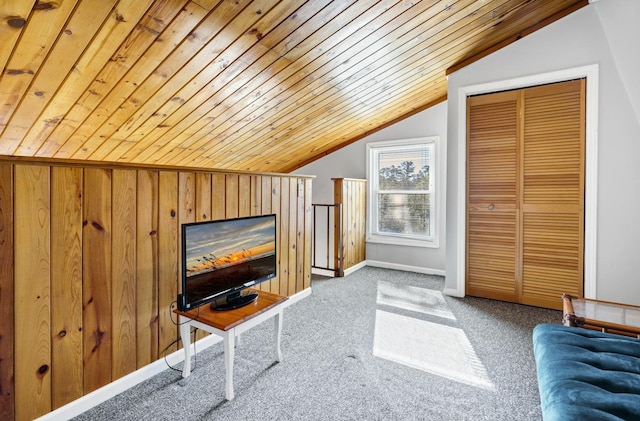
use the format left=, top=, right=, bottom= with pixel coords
left=178, top=214, right=277, bottom=311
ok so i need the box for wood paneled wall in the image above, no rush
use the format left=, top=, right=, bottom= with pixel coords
left=333, top=178, right=367, bottom=274
left=0, top=160, right=313, bottom=421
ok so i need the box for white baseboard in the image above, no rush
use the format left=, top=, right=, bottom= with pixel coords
left=286, top=286, right=313, bottom=304
left=366, top=260, right=446, bottom=277
left=443, top=287, right=465, bottom=298
left=311, top=267, right=336, bottom=277
left=35, top=287, right=312, bottom=421
left=343, top=261, right=367, bottom=276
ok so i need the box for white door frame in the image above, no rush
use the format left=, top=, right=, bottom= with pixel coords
left=452, top=64, right=599, bottom=299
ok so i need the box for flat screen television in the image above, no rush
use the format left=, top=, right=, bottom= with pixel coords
left=178, top=214, right=277, bottom=311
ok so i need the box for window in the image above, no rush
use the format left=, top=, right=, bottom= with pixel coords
left=367, top=137, right=438, bottom=247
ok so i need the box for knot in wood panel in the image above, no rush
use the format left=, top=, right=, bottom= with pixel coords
left=7, top=17, right=26, bottom=28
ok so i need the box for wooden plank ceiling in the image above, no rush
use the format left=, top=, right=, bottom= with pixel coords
left=0, top=0, right=587, bottom=173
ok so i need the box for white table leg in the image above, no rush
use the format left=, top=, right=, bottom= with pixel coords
left=274, top=310, right=283, bottom=362
left=179, top=317, right=192, bottom=378
left=224, top=329, right=235, bottom=400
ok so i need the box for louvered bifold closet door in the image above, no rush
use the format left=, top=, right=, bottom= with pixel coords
left=466, top=79, right=585, bottom=310
left=466, top=91, right=520, bottom=302
left=521, top=79, right=585, bottom=309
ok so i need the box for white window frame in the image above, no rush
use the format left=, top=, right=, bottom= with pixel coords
left=366, top=136, right=439, bottom=248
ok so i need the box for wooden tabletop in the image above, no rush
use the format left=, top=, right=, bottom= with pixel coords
left=174, top=289, right=288, bottom=331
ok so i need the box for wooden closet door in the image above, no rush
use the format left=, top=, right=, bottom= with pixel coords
left=466, top=91, right=520, bottom=302
left=466, top=79, right=585, bottom=310
left=521, top=79, right=585, bottom=308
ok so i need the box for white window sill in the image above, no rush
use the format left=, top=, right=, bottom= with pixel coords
left=367, top=235, right=439, bottom=249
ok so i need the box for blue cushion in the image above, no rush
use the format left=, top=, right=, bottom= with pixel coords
left=533, top=324, right=640, bottom=421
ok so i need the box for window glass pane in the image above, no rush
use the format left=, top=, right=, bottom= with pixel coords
left=377, top=146, right=430, bottom=191
left=378, top=193, right=430, bottom=236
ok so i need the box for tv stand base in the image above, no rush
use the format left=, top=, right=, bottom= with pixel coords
left=210, top=290, right=258, bottom=311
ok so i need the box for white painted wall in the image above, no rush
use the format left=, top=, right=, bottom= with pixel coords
left=446, top=1, right=640, bottom=305
left=595, top=0, right=640, bottom=124
left=294, top=101, right=448, bottom=274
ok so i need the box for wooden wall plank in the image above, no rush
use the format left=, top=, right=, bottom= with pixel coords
left=345, top=181, right=353, bottom=268
left=14, top=165, right=51, bottom=420
left=179, top=172, right=196, bottom=225
left=211, top=173, right=226, bottom=219
left=288, top=179, right=297, bottom=295
left=136, top=170, right=159, bottom=368
left=194, top=172, right=211, bottom=340
left=178, top=172, right=201, bottom=340
left=0, top=164, right=14, bottom=421
left=111, top=170, right=137, bottom=380
left=250, top=175, right=262, bottom=217
left=303, top=178, right=313, bottom=290
left=270, top=177, right=281, bottom=294
left=158, top=171, right=179, bottom=354
left=50, top=166, right=83, bottom=409
left=333, top=179, right=344, bottom=274
left=179, top=173, right=196, bottom=286
left=238, top=174, right=251, bottom=217
left=196, top=173, right=212, bottom=221
left=261, top=176, right=272, bottom=215
left=278, top=178, right=290, bottom=296
left=225, top=174, right=239, bottom=219
left=295, top=180, right=304, bottom=293
left=358, top=181, right=366, bottom=263
left=250, top=175, right=264, bottom=290
left=260, top=176, right=272, bottom=292
left=82, top=168, right=112, bottom=393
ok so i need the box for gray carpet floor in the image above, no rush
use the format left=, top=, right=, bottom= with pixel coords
left=73, top=267, right=561, bottom=420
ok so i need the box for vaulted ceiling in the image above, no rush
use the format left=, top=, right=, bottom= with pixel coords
left=0, top=0, right=587, bottom=173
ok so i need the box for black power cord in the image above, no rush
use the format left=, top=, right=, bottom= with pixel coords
left=161, top=300, right=202, bottom=373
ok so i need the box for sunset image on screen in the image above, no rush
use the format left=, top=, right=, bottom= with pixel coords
left=184, top=216, right=276, bottom=277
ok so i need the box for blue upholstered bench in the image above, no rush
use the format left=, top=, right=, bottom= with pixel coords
left=533, top=324, right=640, bottom=421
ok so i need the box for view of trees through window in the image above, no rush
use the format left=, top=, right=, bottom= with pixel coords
left=378, top=160, right=430, bottom=236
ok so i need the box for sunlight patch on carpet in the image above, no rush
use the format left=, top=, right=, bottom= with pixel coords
left=376, top=281, right=456, bottom=320
left=373, top=310, right=495, bottom=390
